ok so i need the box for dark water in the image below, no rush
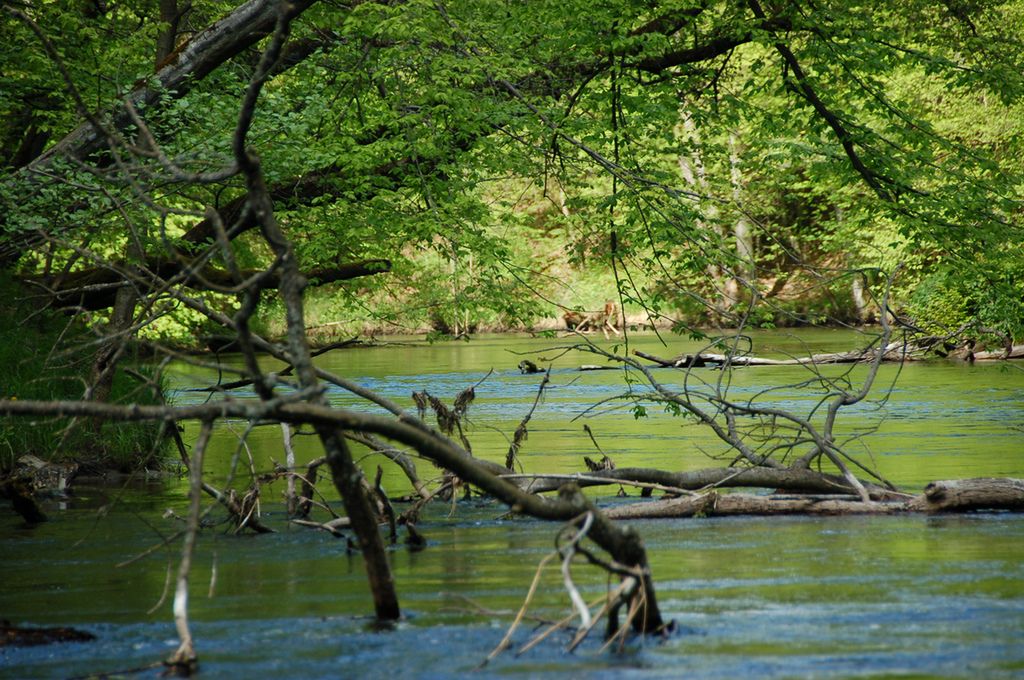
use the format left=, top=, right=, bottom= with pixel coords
left=3, top=331, right=1024, bottom=678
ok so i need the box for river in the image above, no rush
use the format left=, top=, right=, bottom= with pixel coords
left=4, top=330, right=1024, bottom=678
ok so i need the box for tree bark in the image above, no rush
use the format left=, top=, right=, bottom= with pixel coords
left=906, top=478, right=1024, bottom=513
left=155, top=0, right=184, bottom=69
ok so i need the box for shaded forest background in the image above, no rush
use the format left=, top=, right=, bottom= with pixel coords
left=2, top=0, right=1022, bottom=347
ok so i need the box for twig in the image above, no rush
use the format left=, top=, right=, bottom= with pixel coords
left=481, top=552, right=558, bottom=668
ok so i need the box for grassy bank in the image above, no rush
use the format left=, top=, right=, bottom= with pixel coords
left=0, top=275, right=168, bottom=474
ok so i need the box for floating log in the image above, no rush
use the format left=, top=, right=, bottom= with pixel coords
left=605, top=492, right=902, bottom=519
left=634, top=339, right=1024, bottom=370
left=602, top=477, right=1024, bottom=519
left=634, top=342, right=921, bottom=369
left=906, top=478, right=1024, bottom=513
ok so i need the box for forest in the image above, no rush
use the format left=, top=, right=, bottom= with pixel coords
left=1, top=0, right=1023, bottom=676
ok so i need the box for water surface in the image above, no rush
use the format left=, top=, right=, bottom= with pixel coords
left=3, top=331, right=1024, bottom=677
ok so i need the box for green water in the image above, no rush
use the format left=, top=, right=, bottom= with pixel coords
left=3, top=331, right=1024, bottom=678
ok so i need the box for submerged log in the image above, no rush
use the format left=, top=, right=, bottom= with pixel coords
left=1, top=621, right=96, bottom=647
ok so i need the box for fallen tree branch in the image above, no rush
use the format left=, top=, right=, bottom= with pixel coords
left=604, top=478, right=1024, bottom=519
left=508, top=465, right=902, bottom=500
left=32, top=259, right=391, bottom=311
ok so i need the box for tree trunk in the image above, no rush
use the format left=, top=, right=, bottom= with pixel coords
left=606, top=492, right=902, bottom=519
left=0, top=0, right=322, bottom=265
left=156, top=0, right=183, bottom=69
left=727, top=133, right=754, bottom=306
left=87, top=282, right=136, bottom=404
left=511, top=465, right=900, bottom=499
left=320, top=428, right=401, bottom=619
left=29, top=0, right=319, bottom=171
left=605, top=478, right=1024, bottom=519
left=38, top=258, right=391, bottom=311
left=677, top=112, right=729, bottom=320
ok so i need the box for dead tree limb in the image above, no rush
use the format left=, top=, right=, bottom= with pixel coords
left=27, top=0, right=319, bottom=171
left=510, top=465, right=901, bottom=499
left=165, top=420, right=211, bottom=675
left=230, top=2, right=400, bottom=622
left=605, top=492, right=900, bottom=519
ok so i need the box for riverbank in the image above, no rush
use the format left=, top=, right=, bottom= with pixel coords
left=0, top=276, right=169, bottom=477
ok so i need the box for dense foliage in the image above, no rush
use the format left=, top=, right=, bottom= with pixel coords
left=1, top=0, right=1022, bottom=341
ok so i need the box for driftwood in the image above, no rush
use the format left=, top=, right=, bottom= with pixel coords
left=511, top=465, right=903, bottom=500
left=972, top=344, right=1024, bottom=361
left=603, top=477, right=1024, bottom=519
left=290, top=516, right=351, bottom=537
left=605, top=492, right=900, bottom=519
left=633, top=341, right=1024, bottom=370
left=906, top=478, right=1024, bottom=512
left=634, top=343, right=917, bottom=369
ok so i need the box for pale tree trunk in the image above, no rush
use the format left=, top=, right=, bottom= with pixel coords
left=676, top=112, right=728, bottom=320
left=282, top=423, right=297, bottom=516
left=555, top=181, right=571, bottom=218
left=727, top=133, right=755, bottom=307
left=836, top=207, right=871, bottom=323
left=851, top=271, right=869, bottom=323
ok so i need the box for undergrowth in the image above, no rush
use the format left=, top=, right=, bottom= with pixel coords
left=0, top=274, right=169, bottom=474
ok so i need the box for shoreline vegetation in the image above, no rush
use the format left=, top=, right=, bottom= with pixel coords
left=0, top=275, right=168, bottom=479
left=4, top=289, right=1018, bottom=487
